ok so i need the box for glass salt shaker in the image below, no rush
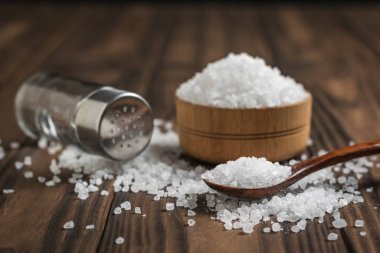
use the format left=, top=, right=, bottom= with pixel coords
left=15, top=72, right=154, bottom=160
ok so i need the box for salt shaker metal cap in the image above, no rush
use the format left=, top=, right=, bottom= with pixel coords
left=15, top=72, right=154, bottom=160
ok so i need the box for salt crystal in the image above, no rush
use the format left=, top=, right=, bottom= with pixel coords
left=52, top=175, right=61, bottom=183
left=291, top=225, right=300, bottom=233
left=354, top=220, right=364, bottom=228
left=272, top=222, right=281, bottom=232
left=24, top=156, right=32, bottom=166
left=24, top=171, right=34, bottom=179
left=153, top=195, right=160, bottom=201
left=115, top=237, right=125, bottom=245
left=301, top=154, right=308, bottom=161
left=10, top=142, right=20, bottom=149
left=366, top=187, right=373, bottom=192
left=187, top=210, right=196, bottom=216
left=120, top=201, right=131, bottom=210
left=38, top=137, right=48, bottom=149
left=242, top=225, right=253, bottom=234
left=78, top=191, right=89, bottom=200
left=332, top=219, right=347, bottom=229
left=188, top=219, right=195, bottom=226
left=63, top=220, right=75, bottom=229
left=88, top=184, right=99, bottom=192
left=176, top=53, right=309, bottom=109
left=2, top=189, right=14, bottom=194
left=134, top=207, right=141, bottom=214
left=86, top=224, right=95, bottom=230
left=360, top=231, right=366, bottom=236
left=263, top=227, right=271, bottom=233
left=14, top=161, right=24, bottom=170
left=100, top=190, right=109, bottom=196
left=38, top=176, right=46, bottom=183
left=224, top=223, right=233, bottom=230
left=45, top=181, right=55, bottom=187
left=166, top=202, right=175, bottom=211
left=114, top=207, right=122, bottom=215
left=307, top=138, right=314, bottom=146
left=327, top=232, right=338, bottom=241
left=202, top=157, right=291, bottom=188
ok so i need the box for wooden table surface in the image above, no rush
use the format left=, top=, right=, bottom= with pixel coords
left=0, top=2, right=380, bottom=253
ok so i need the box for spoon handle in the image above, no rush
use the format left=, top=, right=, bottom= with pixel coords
left=290, top=140, right=380, bottom=180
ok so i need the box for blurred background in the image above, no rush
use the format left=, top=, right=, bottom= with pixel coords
left=0, top=1, right=379, bottom=143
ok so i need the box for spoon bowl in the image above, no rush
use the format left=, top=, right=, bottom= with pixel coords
left=202, top=140, right=380, bottom=199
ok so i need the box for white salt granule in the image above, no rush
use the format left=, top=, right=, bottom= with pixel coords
left=24, top=156, right=32, bottom=166
left=86, top=224, right=95, bottom=230
left=366, top=187, right=373, bottom=192
left=100, top=190, right=109, bottom=196
left=114, top=207, right=122, bottom=215
left=332, top=218, right=347, bottom=229
left=242, top=225, right=253, bottom=234
left=38, top=137, right=48, bottom=149
left=14, top=161, right=24, bottom=170
left=272, top=223, right=282, bottom=232
left=63, top=220, right=75, bottom=229
left=188, top=219, right=196, bottom=226
left=45, top=181, right=55, bottom=187
left=327, top=232, right=338, bottom=241
left=38, top=176, right=46, bottom=183
left=115, top=237, right=125, bottom=245
left=354, top=220, right=364, bottom=227
left=187, top=210, right=196, bottom=216
left=201, top=157, right=291, bottom=188
left=291, top=225, right=300, bottom=233
left=10, top=142, right=20, bottom=149
left=88, top=184, right=99, bottom=192
left=360, top=231, right=366, bottom=236
left=153, top=195, right=160, bottom=201
left=2, top=189, right=14, bottom=194
left=24, top=171, right=34, bottom=179
left=263, top=227, right=271, bottom=233
left=120, top=201, right=131, bottom=210
left=134, top=207, right=141, bottom=214
left=166, top=202, right=175, bottom=211
left=52, top=175, right=61, bottom=183
left=176, top=53, right=309, bottom=108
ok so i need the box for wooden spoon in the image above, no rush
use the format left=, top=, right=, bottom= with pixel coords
left=202, top=140, right=380, bottom=199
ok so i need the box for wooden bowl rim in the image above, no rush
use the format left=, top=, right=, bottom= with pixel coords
left=176, top=93, right=312, bottom=112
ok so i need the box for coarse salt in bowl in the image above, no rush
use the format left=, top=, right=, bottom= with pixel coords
left=175, top=53, right=312, bottom=163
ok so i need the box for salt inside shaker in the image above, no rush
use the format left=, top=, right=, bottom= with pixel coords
left=15, top=72, right=154, bottom=160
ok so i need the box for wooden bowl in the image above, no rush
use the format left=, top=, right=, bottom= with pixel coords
left=175, top=95, right=312, bottom=164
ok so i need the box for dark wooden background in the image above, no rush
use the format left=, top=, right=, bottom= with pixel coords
left=0, top=2, right=380, bottom=253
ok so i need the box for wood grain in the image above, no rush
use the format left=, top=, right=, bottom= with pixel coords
left=0, top=2, right=379, bottom=253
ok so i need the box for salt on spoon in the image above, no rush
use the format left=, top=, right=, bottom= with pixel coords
left=202, top=140, right=380, bottom=198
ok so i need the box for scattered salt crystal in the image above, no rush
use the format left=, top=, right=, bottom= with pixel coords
left=337, top=176, right=346, bottom=184
left=115, top=237, right=124, bottom=245
left=153, top=195, right=160, bottom=201
left=307, top=138, right=314, bottom=146
left=45, top=181, right=55, bottom=187
left=38, top=137, right=48, bottom=149
left=166, top=202, right=175, bottom=211
left=354, top=220, right=364, bottom=227
left=176, top=53, right=309, bottom=109
left=291, top=225, right=300, bottom=233
left=86, top=224, right=95, bottom=230
left=297, top=219, right=307, bottom=230
left=202, top=157, right=291, bottom=188
left=263, top=227, right=271, bottom=233
left=224, top=223, right=233, bottom=230
left=242, top=225, right=253, bottom=234
left=14, top=161, right=24, bottom=170
left=24, top=156, right=32, bottom=166
left=24, top=171, right=34, bottom=179
left=2, top=189, right=14, bottom=194
left=78, top=191, right=89, bottom=200
left=187, top=210, right=196, bottom=216
left=10, top=142, right=20, bottom=149
left=332, top=218, right=347, bottom=229
left=327, top=232, right=338, bottom=241
left=301, top=154, right=308, bottom=161
left=63, top=220, right=75, bottom=229
left=366, top=187, right=373, bottom=192
left=188, top=219, right=195, bottom=226
left=360, top=231, right=366, bottom=236
left=272, top=222, right=281, bottom=232
left=114, top=207, right=122, bottom=215
left=100, top=190, right=109, bottom=196
left=134, top=207, right=141, bottom=214
left=120, top=201, right=131, bottom=210
left=38, top=176, right=46, bottom=183
left=52, top=175, right=61, bottom=183
left=88, top=184, right=99, bottom=192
